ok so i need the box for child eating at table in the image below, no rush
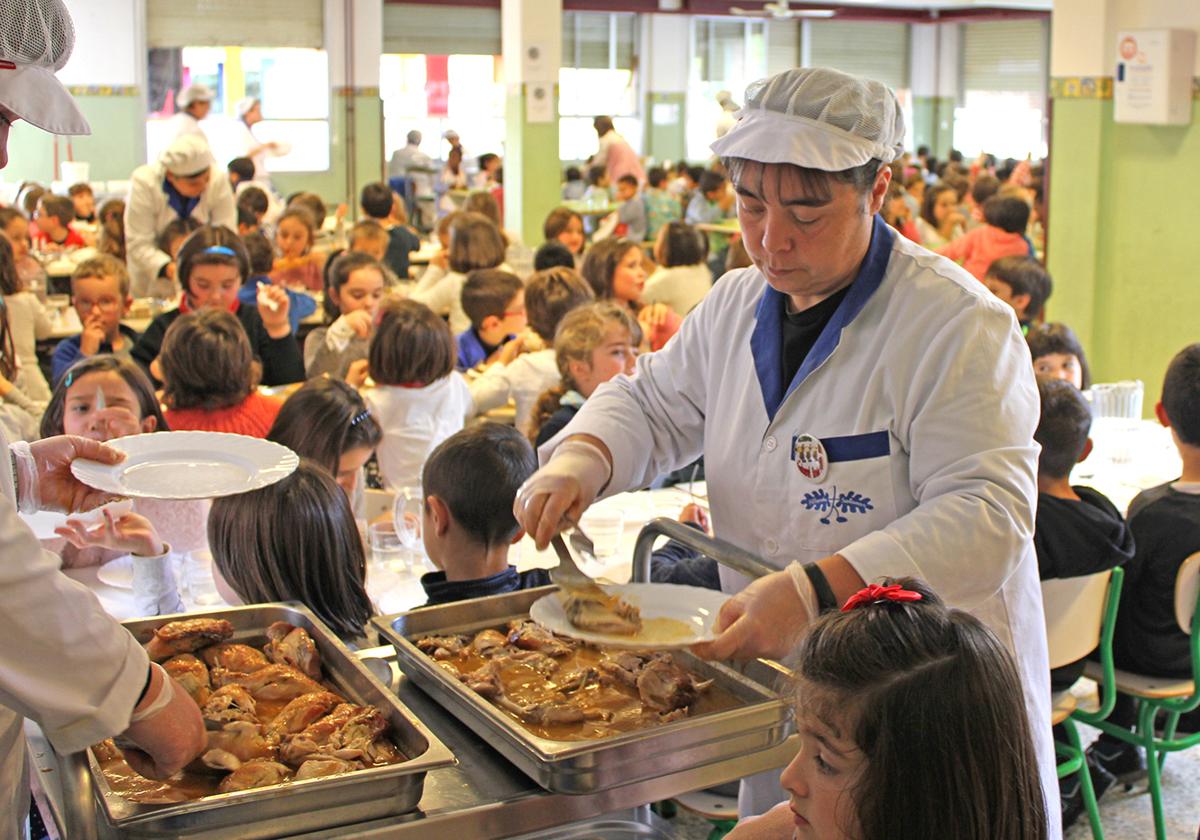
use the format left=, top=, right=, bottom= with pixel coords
left=1088, top=343, right=1200, bottom=779
left=1027, top=322, right=1090, bottom=390
left=305, top=251, right=386, bottom=381
left=364, top=299, right=472, bottom=490
left=542, top=207, right=585, bottom=264
left=97, top=198, right=126, bottom=262
left=361, top=181, right=420, bottom=281
left=267, top=378, right=382, bottom=518
left=50, top=255, right=137, bottom=383
left=132, top=225, right=303, bottom=387
left=936, top=194, right=1033, bottom=282
left=209, top=462, right=374, bottom=642
left=32, top=193, right=86, bottom=251
left=469, top=266, right=594, bottom=436
left=642, top=221, right=711, bottom=317
left=418, top=422, right=550, bottom=605
left=981, top=256, right=1051, bottom=331
left=614, top=175, right=647, bottom=244
left=581, top=237, right=679, bottom=352
left=159, top=309, right=284, bottom=437
left=643, top=166, right=681, bottom=242
left=237, top=231, right=317, bottom=335
left=411, top=211, right=508, bottom=335
left=270, top=206, right=324, bottom=291
left=156, top=217, right=200, bottom=264
left=456, top=269, right=526, bottom=372
left=725, top=578, right=1048, bottom=840
left=0, top=234, right=52, bottom=404
left=68, top=182, right=96, bottom=224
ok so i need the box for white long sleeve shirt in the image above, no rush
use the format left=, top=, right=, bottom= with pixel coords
left=547, top=216, right=1059, bottom=836
left=468, top=348, right=560, bottom=437
left=0, top=435, right=148, bottom=835
left=364, top=375, right=473, bottom=490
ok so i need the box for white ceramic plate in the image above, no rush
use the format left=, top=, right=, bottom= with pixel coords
left=70, top=432, right=299, bottom=500
left=529, top=582, right=728, bottom=649
left=96, top=555, right=133, bottom=590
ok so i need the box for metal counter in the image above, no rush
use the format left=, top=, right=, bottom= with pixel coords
left=29, top=650, right=796, bottom=839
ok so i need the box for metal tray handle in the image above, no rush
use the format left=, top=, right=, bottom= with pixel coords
left=631, top=517, right=775, bottom=583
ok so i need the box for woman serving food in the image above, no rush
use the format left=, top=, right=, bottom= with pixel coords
left=515, top=67, right=1059, bottom=836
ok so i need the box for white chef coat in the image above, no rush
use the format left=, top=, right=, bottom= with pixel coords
left=124, top=161, right=237, bottom=298
left=164, top=111, right=206, bottom=143
left=234, top=118, right=270, bottom=185
left=0, top=433, right=149, bottom=839
left=553, top=216, right=1060, bottom=837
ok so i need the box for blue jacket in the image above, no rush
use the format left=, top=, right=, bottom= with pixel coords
left=238, top=275, right=318, bottom=334
left=51, top=323, right=141, bottom=384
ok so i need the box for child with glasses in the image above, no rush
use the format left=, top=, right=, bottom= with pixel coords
left=50, top=256, right=138, bottom=384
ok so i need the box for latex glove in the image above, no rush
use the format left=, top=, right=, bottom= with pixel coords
left=13, top=435, right=126, bottom=514
left=724, top=802, right=795, bottom=840
left=117, top=664, right=206, bottom=780
left=513, top=437, right=612, bottom=550
left=690, top=566, right=814, bottom=662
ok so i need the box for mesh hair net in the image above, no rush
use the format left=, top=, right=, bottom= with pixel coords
left=710, top=67, right=904, bottom=170
left=0, top=0, right=89, bottom=134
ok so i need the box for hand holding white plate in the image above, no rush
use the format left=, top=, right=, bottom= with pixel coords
left=530, top=582, right=728, bottom=649
left=70, top=432, right=299, bottom=500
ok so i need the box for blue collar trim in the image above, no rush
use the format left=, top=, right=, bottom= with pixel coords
left=162, top=177, right=201, bottom=222
left=750, top=214, right=895, bottom=422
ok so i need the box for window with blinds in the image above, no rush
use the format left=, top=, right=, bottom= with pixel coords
left=807, top=21, right=910, bottom=91
left=694, top=19, right=766, bottom=83
left=147, top=0, right=323, bottom=49
left=382, top=4, right=502, bottom=57
left=562, top=12, right=636, bottom=70
left=961, top=19, right=1048, bottom=94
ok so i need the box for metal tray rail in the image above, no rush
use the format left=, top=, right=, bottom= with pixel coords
left=75, top=603, right=456, bottom=839
left=373, top=587, right=793, bottom=794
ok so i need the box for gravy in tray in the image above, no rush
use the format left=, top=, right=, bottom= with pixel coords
left=420, top=620, right=740, bottom=742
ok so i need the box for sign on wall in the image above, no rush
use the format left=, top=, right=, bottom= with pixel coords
left=1114, top=29, right=1196, bottom=126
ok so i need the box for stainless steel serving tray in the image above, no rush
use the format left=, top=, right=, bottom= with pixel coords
left=373, top=587, right=792, bottom=795
left=86, top=603, right=456, bottom=839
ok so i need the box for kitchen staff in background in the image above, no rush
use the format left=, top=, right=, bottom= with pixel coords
left=234, top=97, right=279, bottom=187
left=166, top=82, right=214, bottom=143
left=592, top=116, right=645, bottom=186
left=516, top=67, right=1059, bottom=837
left=0, top=3, right=205, bottom=836
left=124, top=133, right=237, bottom=298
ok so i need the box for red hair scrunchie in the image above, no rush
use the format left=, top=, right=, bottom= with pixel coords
left=841, top=583, right=923, bottom=612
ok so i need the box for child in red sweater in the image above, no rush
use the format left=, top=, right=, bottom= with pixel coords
left=160, top=309, right=283, bottom=437
left=936, top=194, right=1032, bottom=281
left=32, top=194, right=86, bottom=251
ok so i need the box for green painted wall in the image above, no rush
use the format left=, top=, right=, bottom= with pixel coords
left=504, top=87, right=561, bottom=249
left=3, top=94, right=144, bottom=185
left=273, top=91, right=384, bottom=213
left=911, top=96, right=955, bottom=157
left=644, top=92, right=686, bottom=165
left=1047, top=95, right=1200, bottom=412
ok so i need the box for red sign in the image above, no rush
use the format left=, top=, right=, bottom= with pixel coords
left=425, top=55, right=449, bottom=117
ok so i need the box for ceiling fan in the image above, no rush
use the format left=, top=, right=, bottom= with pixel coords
left=728, top=0, right=836, bottom=18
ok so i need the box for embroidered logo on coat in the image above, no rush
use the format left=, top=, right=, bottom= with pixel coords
left=801, top=485, right=874, bottom=525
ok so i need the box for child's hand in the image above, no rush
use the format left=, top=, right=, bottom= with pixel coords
left=335, top=203, right=349, bottom=221
left=491, top=334, right=525, bottom=367
left=257, top=285, right=291, bottom=337
left=56, top=508, right=165, bottom=558
left=339, top=309, right=374, bottom=339
left=679, top=503, right=709, bottom=533
left=345, top=358, right=370, bottom=388
left=79, top=312, right=108, bottom=356
left=431, top=250, right=449, bottom=270
left=517, top=327, right=544, bottom=353
left=638, top=302, right=671, bottom=330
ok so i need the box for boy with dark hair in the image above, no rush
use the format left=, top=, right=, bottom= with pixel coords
left=360, top=180, right=419, bottom=281
left=983, top=256, right=1052, bottom=328
left=685, top=171, right=731, bottom=226
left=68, top=182, right=95, bottom=223
left=236, top=186, right=270, bottom=234
left=419, top=423, right=550, bottom=605
left=643, top=165, right=680, bottom=241
left=456, top=269, right=526, bottom=372
left=1088, top=343, right=1200, bottom=780
left=562, top=165, right=586, bottom=201
left=33, top=194, right=86, bottom=249
left=236, top=231, right=316, bottom=333
left=228, top=157, right=255, bottom=188
left=613, top=174, right=647, bottom=243
left=936, top=194, right=1033, bottom=282
left=533, top=241, right=575, bottom=272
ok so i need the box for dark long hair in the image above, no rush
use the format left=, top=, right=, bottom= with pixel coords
left=580, top=236, right=638, bottom=301
left=40, top=355, right=170, bottom=439
left=208, top=461, right=373, bottom=640
left=267, top=378, right=382, bottom=478
left=0, top=236, right=18, bottom=381
left=793, top=577, right=1048, bottom=840
left=175, top=226, right=250, bottom=301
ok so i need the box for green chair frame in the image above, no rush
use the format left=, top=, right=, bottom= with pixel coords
left=1074, top=555, right=1200, bottom=840
left=1053, top=566, right=1123, bottom=840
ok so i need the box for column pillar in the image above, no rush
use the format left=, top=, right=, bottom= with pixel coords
left=1047, top=0, right=1200, bottom=399
left=501, top=0, right=562, bottom=248
left=910, top=22, right=957, bottom=157
left=643, top=13, right=688, bottom=165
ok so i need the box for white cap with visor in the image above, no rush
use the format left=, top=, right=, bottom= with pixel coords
left=0, top=0, right=89, bottom=135
left=710, top=67, right=905, bottom=171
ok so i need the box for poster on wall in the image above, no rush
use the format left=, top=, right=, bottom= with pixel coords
left=1113, top=29, right=1196, bottom=126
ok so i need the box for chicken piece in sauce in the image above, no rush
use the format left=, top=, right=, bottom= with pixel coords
left=162, top=654, right=212, bottom=705
left=506, top=620, right=575, bottom=658
left=212, top=664, right=326, bottom=700
left=202, top=684, right=258, bottom=727
left=294, top=756, right=362, bottom=780
left=201, top=720, right=277, bottom=770
left=200, top=642, right=269, bottom=674
left=217, top=759, right=292, bottom=793
left=266, top=691, right=344, bottom=741
left=145, top=618, right=234, bottom=661
left=264, top=621, right=322, bottom=680
left=635, top=656, right=713, bottom=713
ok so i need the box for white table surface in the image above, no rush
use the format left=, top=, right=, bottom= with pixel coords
left=60, top=486, right=704, bottom=622
left=1070, top=419, right=1182, bottom=514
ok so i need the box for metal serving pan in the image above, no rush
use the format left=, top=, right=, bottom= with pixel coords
left=82, top=603, right=456, bottom=839
left=373, top=587, right=792, bottom=795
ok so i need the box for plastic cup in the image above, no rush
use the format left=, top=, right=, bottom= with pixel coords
left=580, top=508, right=625, bottom=558
left=369, top=521, right=406, bottom=572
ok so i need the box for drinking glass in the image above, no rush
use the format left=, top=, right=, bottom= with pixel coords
left=580, top=508, right=625, bottom=559
left=185, top=550, right=221, bottom=607
left=393, top=486, right=424, bottom=569
left=369, top=522, right=406, bottom=572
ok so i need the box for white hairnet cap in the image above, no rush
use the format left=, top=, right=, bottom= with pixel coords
left=178, top=83, right=215, bottom=108
left=159, top=133, right=214, bottom=176
left=235, top=97, right=259, bottom=118
left=710, top=67, right=904, bottom=170
left=0, top=0, right=89, bottom=135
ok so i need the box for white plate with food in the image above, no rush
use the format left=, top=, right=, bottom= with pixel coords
left=530, top=582, right=728, bottom=649
left=71, top=432, right=299, bottom=500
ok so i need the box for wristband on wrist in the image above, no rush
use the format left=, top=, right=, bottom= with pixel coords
left=786, top=562, right=819, bottom=624
left=130, top=663, right=174, bottom=723
left=802, top=562, right=839, bottom=615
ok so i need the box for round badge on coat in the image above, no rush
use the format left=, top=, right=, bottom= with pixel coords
left=792, top=433, right=828, bottom=483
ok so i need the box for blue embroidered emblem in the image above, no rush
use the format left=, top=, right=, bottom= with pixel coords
left=801, top=485, right=874, bottom=525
